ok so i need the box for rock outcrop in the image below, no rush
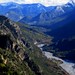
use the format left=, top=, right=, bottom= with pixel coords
left=0, top=15, right=41, bottom=75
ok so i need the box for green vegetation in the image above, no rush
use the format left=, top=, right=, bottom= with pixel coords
left=0, top=48, right=35, bottom=75
left=17, top=23, right=52, bottom=44
left=17, top=23, right=67, bottom=75
left=0, top=16, right=68, bottom=75
left=43, top=38, right=75, bottom=61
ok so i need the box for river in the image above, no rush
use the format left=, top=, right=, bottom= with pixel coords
left=34, top=42, right=75, bottom=75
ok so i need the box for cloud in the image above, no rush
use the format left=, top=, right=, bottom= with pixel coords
left=0, top=0, right=70, bottom=6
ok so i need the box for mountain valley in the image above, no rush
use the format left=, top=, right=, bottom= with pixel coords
left=0, top=0, right=75, bottom=75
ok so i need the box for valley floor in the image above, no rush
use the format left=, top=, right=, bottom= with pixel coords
left=35, top=42, right=75, bottom=75
left=44, top=51, right=75, bottom=75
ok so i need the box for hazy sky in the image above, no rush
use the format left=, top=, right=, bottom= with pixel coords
left=0, top=0, right=72, bottom=6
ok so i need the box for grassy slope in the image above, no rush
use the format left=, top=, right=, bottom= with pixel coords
left=17, top=23, right=68, bottom=75
left=0, top=48, right=35, bottom=75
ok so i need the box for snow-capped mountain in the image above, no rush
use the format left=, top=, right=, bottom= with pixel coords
left=0, top=0, right=75, bottom=24
left=0, top=2, right=54, bottom=21
left=19, top=1, right=75, bottom=25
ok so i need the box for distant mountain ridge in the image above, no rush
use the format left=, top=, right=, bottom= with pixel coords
left=42, top=8, right=75, bottom=63
left=0, top=1, right=75, bottom=25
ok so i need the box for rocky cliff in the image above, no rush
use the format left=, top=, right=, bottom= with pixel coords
left=0, top=15, right=69, bottom=75
left=0, top=15, right=42, bottom=75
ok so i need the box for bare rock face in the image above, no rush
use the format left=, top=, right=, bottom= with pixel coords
left=0, top=15, right=69, bottom=75
left=0, top=15, right=25, bottom=58
left=0, top=16, right=21, bottom=36
left=0, top=15, right=42, bottom=75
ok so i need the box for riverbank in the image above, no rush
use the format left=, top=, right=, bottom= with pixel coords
left=34, top=42, right=75, bottom=75
left=44, top=51, right=75, bottom=75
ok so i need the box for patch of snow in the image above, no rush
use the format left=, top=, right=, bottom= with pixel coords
left=56, top=6, right=65, bottom=13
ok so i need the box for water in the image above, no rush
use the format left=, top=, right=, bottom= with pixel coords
left=44, top=51, right=75, bottom=75
left=35, top=42, right=75, bottom=75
